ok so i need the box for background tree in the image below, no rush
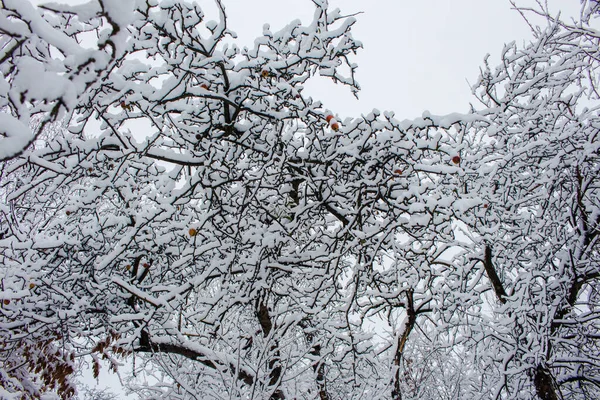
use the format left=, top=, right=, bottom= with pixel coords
left=454, top=5, right=600, bottom=399
left=0, top=1, right=599, bottom=399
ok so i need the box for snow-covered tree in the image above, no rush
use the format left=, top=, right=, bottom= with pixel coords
left=0, top=0, right=598, bottom=399
left=452, top=5, right=600, bottom=399
left=0, top=0, right=463, bottom=398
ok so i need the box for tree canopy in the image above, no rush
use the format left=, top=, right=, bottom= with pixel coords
left=0, top=1, right=599, bottom=399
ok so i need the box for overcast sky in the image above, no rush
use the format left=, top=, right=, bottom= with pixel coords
left=223, top=0, right=582, bottom=119
left=31, top=0, right=583, bottom=119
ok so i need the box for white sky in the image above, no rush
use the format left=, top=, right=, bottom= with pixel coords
left=31, top=0, right=583, bottom=119
left=223, top=0, right=582, bottom=119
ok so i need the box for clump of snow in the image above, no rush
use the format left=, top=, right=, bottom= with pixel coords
left=0, top=113, right=33, bottom=160
left=100, top=0, right=135, bottom=26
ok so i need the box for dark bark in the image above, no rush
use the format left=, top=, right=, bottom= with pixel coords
left=534, top=364, right=562, bottom=400
left=483, top=245, right=507, bottom=303
left=256, top=298, right=285, bottom=400
left=299, top=318, right=330, bottom=400
left=309, top=338, right=329, bottom=399
left=135, top=330, right=254, bottom=386
left=391, top=289, right=416, bottom=400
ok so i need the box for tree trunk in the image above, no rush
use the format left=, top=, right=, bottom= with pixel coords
left=391, top=290, right=416, bottom=400
left=533, top=364, right=561, bottom=400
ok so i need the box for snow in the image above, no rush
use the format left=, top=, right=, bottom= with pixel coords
left=4, top=0, right=84, bottom=57
left=13, top=57, right=77, bottom=109
left=101, top=0, right=136, bottom=27
left=0, top=113, right=33, bottom=160
left=0, top=1, right=597, bottom=399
